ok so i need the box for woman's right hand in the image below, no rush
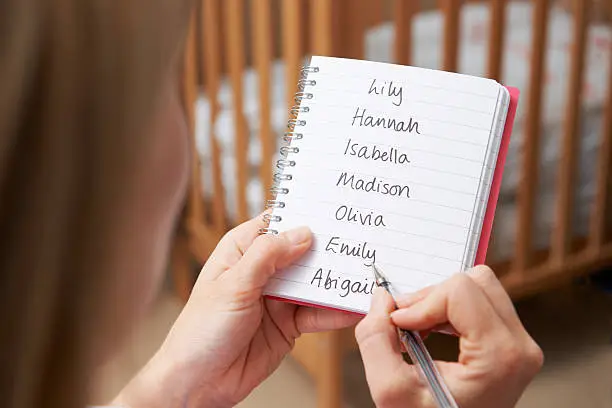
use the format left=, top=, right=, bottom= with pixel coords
left=356, top=266, right=543, bottom=408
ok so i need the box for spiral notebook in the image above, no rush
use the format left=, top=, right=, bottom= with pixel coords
left=263, top=56, right=519, bottom=314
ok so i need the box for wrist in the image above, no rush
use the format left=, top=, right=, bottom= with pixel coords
left=112, top=352, right=190, bottom=408
left=113, top=349, right=229, bottom=408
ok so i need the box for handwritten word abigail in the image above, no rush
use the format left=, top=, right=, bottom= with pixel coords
left=344, top=138, right=410, bottom=165
left=310, top=268, right=376, bottom=298
left=336, top=172, right=410, bottom=198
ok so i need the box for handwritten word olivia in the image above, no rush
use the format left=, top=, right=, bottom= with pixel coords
left=368, top=78, right=403, bottom=107
left=352, top=107, right=421, bottom=134
left=344, top=138, right=410, bottom=165
left=336, top=172, right=410, bottom=198
left=310, top=268, right=376, bottom=298
left=325, top=236, right=376, bottom=266
left=335, top=205, right=386, bottom=227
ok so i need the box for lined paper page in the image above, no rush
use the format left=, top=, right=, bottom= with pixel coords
left=266, top=56, right=507, bottom=314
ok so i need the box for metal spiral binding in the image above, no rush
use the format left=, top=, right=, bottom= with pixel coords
left=259, top=64, right=318, bottom=235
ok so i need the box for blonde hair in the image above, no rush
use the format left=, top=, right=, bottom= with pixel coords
left=0, top=1, right=191, bottom=407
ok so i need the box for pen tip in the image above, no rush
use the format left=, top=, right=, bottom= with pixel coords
left=371, top=264, right=385, bottom=283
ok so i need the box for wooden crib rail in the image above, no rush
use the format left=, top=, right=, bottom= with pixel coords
left=591, top=44, right=612, bottom=251
left=552, top=0, right=590, bottom=264
left=442, top=0, right=461, bottom=72
left=514, top=0, right=550, bottom=273
left=201, top=0, right=227, bottom=235
left=282, top=1, right=306, bottom=110
left=487, top=0, right=507, bottom=80
left=393, top=0, right=417, bottom=66
left=253, top=0, right=275, bottom=200
left=224, top=0, right=250, bottom=224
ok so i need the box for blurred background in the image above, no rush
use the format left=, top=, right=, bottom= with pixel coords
left=96, top=1, right=612, bottom=407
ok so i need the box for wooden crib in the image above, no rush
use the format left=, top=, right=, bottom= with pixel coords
left=175, top=1, right=612, bottom=407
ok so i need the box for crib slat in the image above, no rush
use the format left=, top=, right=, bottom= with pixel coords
left=311, top=0, right=334, bottom=55
left=552, top=0, right=590, bottom=263
left=441, top=0, right=461, bottom=72
left=224, top=0, right=249, bottom=223
left=514, top=0, right=550, bottom=272
left=487, top=0, right=507, bottom=80
left=283, top=0, right=304, bottom=110
left=184, top=9, right=205, bottom=227
left=590, top=35, right=612, bottom=251
left=253, top=0, right=274, bottom=202
left=202, top=0, right=227, bottom=234
left=394, top=0, right=417, bottom=66
left=343, top=0, right=367, bottom=59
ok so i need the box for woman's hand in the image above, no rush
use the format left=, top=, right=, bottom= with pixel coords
left=356, top=266, right=543, bottom=408
left=115, top=214, right=360, bottom=408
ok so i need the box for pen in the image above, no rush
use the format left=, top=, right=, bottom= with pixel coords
left=371, top=264, right=458, bottom=408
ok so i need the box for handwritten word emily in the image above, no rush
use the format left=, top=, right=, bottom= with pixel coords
left=352, top=107, right=421, bottom=134
left=310, top=268, right=376, bottom=298
left=344, top=138, right=410, bottom=165
left=325, top=236, right=376, bottom=266
left=335, top=205, right=386, bottom=227
left=368, top=79, right=403, bottom=107
left=336, top=172, right=410, bottom=199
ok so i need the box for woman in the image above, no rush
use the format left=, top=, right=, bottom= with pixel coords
left=0, top=1, right=542, bottom=408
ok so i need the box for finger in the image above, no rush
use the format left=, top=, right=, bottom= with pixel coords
left=395, top=284, right=436, bottom=309
left=221, top=226, right=312, bottom=294
left=356, top=287, right=421, bottom=405
left=391, top=273, right=509, bottom=344
left=295, top=308, right=362, bottom=334
left=466, top=265, right=524, bottom=334
left=356, top=287, right=406, bottom=380
left=201, top=211, right=271, bottom=280
left=430, top=323, right=459, bottom=337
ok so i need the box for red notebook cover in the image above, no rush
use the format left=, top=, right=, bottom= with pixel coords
left=267, top=86, right=520, bottom=315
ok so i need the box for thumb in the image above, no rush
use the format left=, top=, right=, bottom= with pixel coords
left=223, top=226, right=312, bottom=293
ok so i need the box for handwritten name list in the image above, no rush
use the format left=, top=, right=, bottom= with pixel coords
left=265, top=56, right=505, bottom=313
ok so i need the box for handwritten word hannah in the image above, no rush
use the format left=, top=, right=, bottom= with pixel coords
left=352, top=107, right=421, bottom=134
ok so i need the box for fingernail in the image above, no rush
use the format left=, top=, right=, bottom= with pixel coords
left=284, top=226, right=311, bottom=245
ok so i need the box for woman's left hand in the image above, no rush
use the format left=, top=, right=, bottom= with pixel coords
left=114, top=214, right=360, bottom=408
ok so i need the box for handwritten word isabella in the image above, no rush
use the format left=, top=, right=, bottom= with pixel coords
left=344, top=138, right=410, bottom=165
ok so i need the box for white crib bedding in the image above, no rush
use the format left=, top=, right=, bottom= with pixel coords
left=195, top=2, right=612, bottom=261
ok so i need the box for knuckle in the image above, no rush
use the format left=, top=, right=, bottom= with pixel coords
left=448, top=272, right=474, bottom=292
left=496, top=337, right=543, bottom=378
left=498, top=343, right=523, bottom=374
left=371, top=381, right=406, bottom=408
left=354, top=318, right=374, bottom=344
left=471, top=264, right=497, bottom=280
left=525, top=340, right=544, bottom=373
left=253, top=233, right=280, bottom=253
left=220, top=227, right=239, bottom=245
